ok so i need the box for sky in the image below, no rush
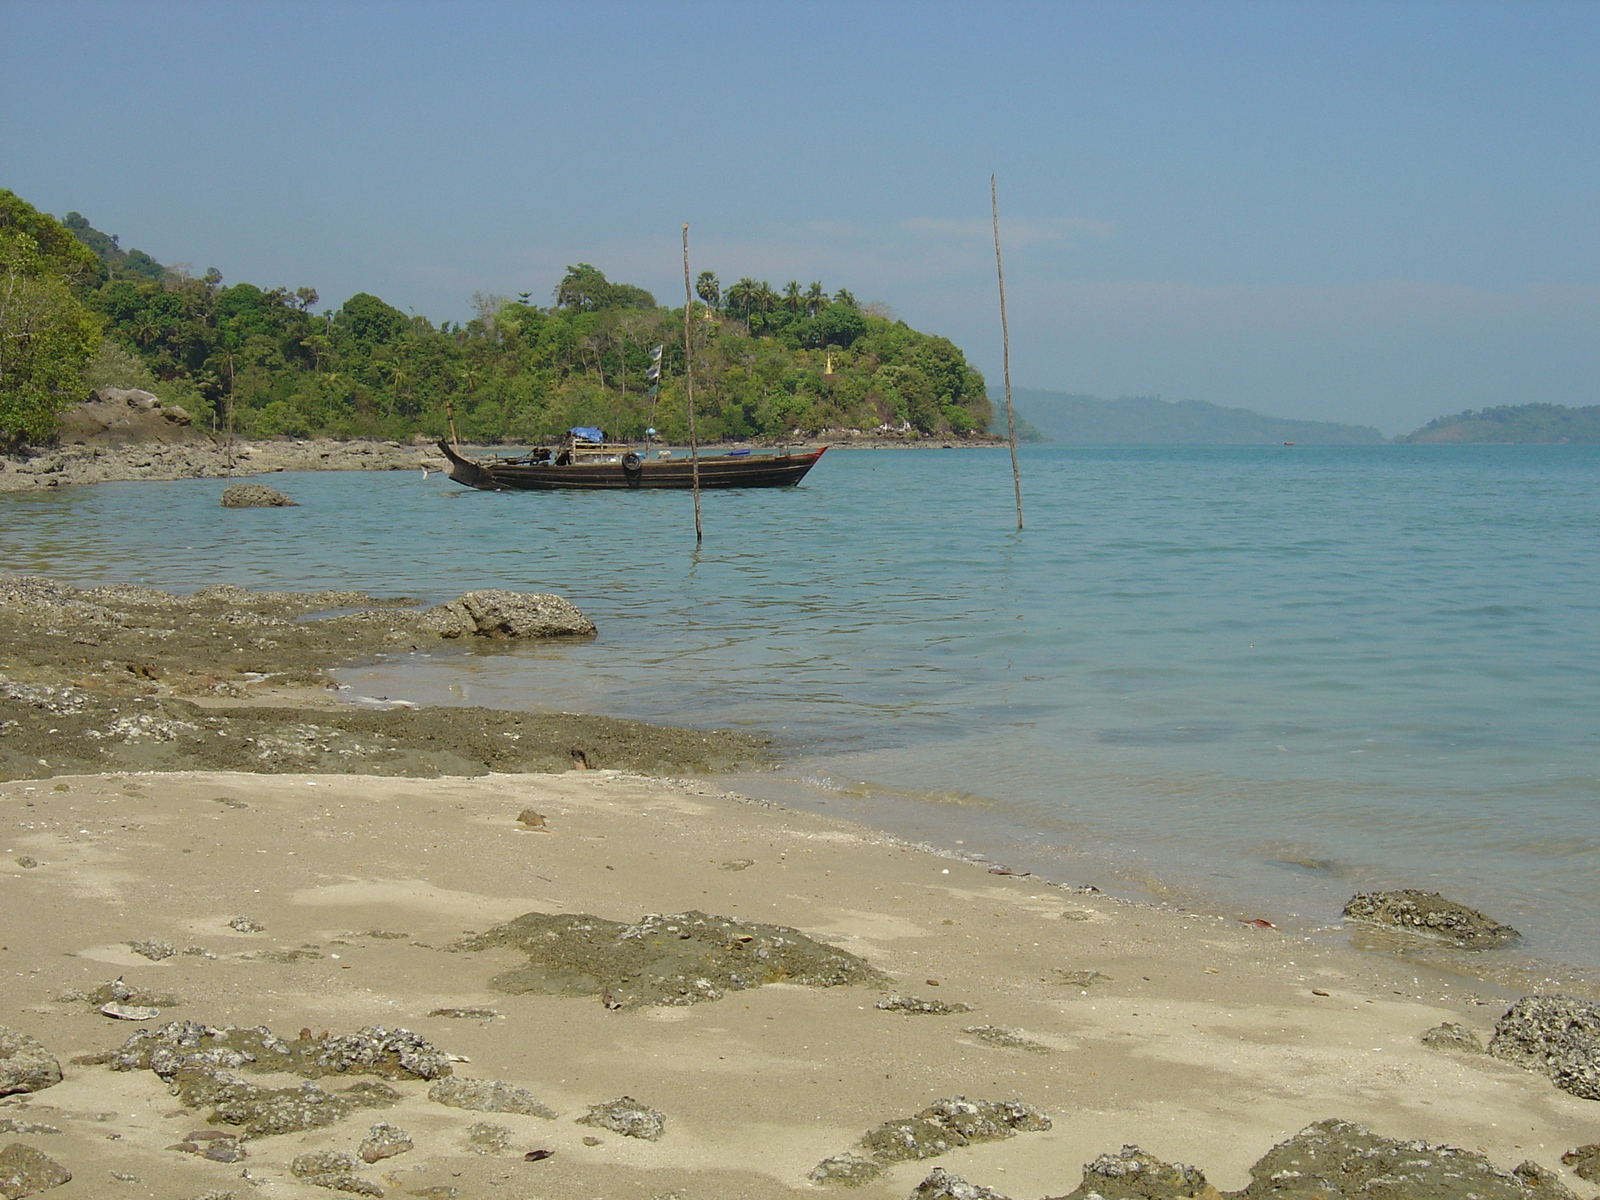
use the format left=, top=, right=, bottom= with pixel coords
left=3, top=0, right=1597, bottom=435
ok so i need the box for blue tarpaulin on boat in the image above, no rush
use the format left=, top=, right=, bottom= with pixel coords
left=568, top=426, right=605, bottom=443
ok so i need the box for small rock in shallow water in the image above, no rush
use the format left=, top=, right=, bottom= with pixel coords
left=0, top=1143, right=72, bottom=1197
left=1489, top=994, right=1600, bottom=1100
left=0, top=1028, right=62, bottom=1096
left=515, top=809, right=547, bottom=829
left=427, top=1077, right=554, bottom=1119
left=14, top=858, right=36, bottom=870
left=577, top=1097, right=665, bottom=1141
left=1342, top=889, right=1519, bottom=948
left=1421, top=1021, right=1484, bottom=1052
left=1561, top=1144, right=1600, bottom=1182
left=220, top=483, right=297, bottom=508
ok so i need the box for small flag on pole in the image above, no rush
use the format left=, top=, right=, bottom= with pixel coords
left=646, top=362, right=661, bottom=382
left=649, top=345, right=663, bottom=361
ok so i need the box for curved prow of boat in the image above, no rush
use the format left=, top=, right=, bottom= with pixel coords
left=437, top=440, right=827, bottom=491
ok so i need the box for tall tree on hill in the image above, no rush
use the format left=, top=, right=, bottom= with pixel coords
left=695, top=271, right=720, bottom=310
left=0, top=191, right=103, bottom=447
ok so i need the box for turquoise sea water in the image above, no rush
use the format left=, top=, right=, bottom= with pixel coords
left=3, top=445, right=1597, bottom=966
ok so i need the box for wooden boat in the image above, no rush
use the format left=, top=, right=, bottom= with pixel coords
left=437, top=436, right=827, bottom=491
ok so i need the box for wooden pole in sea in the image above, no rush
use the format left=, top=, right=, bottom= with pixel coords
left=991, top=174, right=1024, bottom=532
left=681, top=223, right=703, bottom=543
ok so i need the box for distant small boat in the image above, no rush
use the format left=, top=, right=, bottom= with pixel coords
left=1283, top=441, right=1294, bottom=446
left=437, top=429, right=827, bottom=492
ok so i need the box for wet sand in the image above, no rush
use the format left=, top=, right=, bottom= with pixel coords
left=2, top=768, right=1597, bottom=1199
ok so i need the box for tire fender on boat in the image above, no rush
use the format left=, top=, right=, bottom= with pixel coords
left=622, top=451, right=642, bottom=472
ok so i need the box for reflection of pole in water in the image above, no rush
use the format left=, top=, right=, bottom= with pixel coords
left=681, top=223, right=703, bottom=543
left=991, top=174, right=1024, bottom=532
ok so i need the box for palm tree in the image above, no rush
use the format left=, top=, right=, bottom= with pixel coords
left=725, top=278, right=759, bottom=322
left=695, top=271, right=721, bottom=310
left=805, top=281, right=828, bottom=317
left=782, top=280, right=803, bottom=313
left=832, top=287, right=858, bottom=309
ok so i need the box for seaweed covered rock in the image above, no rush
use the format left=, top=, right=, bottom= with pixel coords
left=427, top=1077, right=555, bottom=1119
left=220, top=483, right=298, bottom=508
left=1342, top=890, right=1519, bottom=948
left=358, top=1123, right=413, bottom=1164
left=808, top=1152, right=885, bottom=1188
left=290, top=1150, right=382, bottom=1195
left=0, top=1143, right=71, bottom=1198
left=1561, top=1144, right=1600, bottom=1183
left=1489, top=994, right=1600, bottom=1100
left=875, top=995, right=974, bottom=1016
left=458, top=909, right=888, bottom=1008
left=0, top=1029, right=61, bottom=1096
left=911, top=1168, right=1015, bottom=1200
left=1231, top=1118, right=1577, bottom=1198
left=576, top=1097, right=666, bottom=1141
left=419, top=590, right=596, bottom=639
left=107, top=1021, right=450, bottom=1083
left=850, top=1097, right=1050, bottom=1167
left=1045, top=1145, right=1208, bottom=1199
left=1421, top=1022, right=1485, bottom=1053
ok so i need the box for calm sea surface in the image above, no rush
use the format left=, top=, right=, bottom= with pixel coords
left=3, top=445, right=1597, bottom=965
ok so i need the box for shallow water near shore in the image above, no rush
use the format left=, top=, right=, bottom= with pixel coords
left=4, top=444, right=1598, bottom=969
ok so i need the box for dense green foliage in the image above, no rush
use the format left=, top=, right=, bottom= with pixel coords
left=1005, top=388, right=1385, bottom=445
left=0, top=192, right=103, bottom=447
left=1400, top=402, right=1600, bottom=443
left=23, top=199, right=990, bottom=446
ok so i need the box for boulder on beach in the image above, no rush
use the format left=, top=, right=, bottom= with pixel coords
left=0, top=1143, right=72, bottom=1197
left=220, top=483, right=298, bottom=508
left=1489, top=994, right=1600, bottom=1100
left=57, top=387, right=209, bottom=446
left=0, top=1028, right=61, bottom=1096
left=1228, top=1118, right=1578, bottom=1199
left=420, top=589, right=596, bottom=639
left=1341, top=889, right=1520, bottom=948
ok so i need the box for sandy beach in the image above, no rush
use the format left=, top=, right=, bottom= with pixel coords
left=3, top=762, right=1598, bottom=1200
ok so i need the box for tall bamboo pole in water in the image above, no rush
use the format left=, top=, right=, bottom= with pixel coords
left=991, top=174, right=1024, bottom=531
left=681, top=223, right=703, bottom=543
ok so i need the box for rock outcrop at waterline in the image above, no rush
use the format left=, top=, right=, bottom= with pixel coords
left=1342, top=888, right=1520, bottom=948
left=0, top=576, right=765, bottom=780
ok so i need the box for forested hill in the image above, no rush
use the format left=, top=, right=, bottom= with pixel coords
left=1003, top=388, right=1384, bottom=444
left=0, top=189, right=991, bottom=448
left=1399, top=403, right=1600, bottom=443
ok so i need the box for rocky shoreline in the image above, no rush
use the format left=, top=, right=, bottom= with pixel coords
left=0, top=575, right=769, bottom=781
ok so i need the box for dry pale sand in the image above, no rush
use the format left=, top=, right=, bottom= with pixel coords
left=1, top=768, right=1594, bottom=1200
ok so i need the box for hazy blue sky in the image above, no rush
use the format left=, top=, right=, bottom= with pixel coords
left=4, top=0, right=1596, bottom=433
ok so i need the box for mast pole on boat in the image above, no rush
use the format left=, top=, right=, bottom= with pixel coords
left=681, top=223, right=703, bottom=543
left=991, top=174, right=1024, bottom=532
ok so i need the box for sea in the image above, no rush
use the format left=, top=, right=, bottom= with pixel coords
left=3, top=444, right=1597, bottom=972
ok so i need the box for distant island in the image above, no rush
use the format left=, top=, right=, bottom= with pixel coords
left=1398, top=402, right=1600, bottom=444
left=997, top=388, right=1384, bottom=445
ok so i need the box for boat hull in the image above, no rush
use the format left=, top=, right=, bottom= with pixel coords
left=438, top=441, right=827, bottom=491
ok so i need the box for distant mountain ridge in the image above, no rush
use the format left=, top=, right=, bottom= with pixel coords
left=1399, top=402, right=1600, bottom=443
left=996, top=388, right=1384, bottom=445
